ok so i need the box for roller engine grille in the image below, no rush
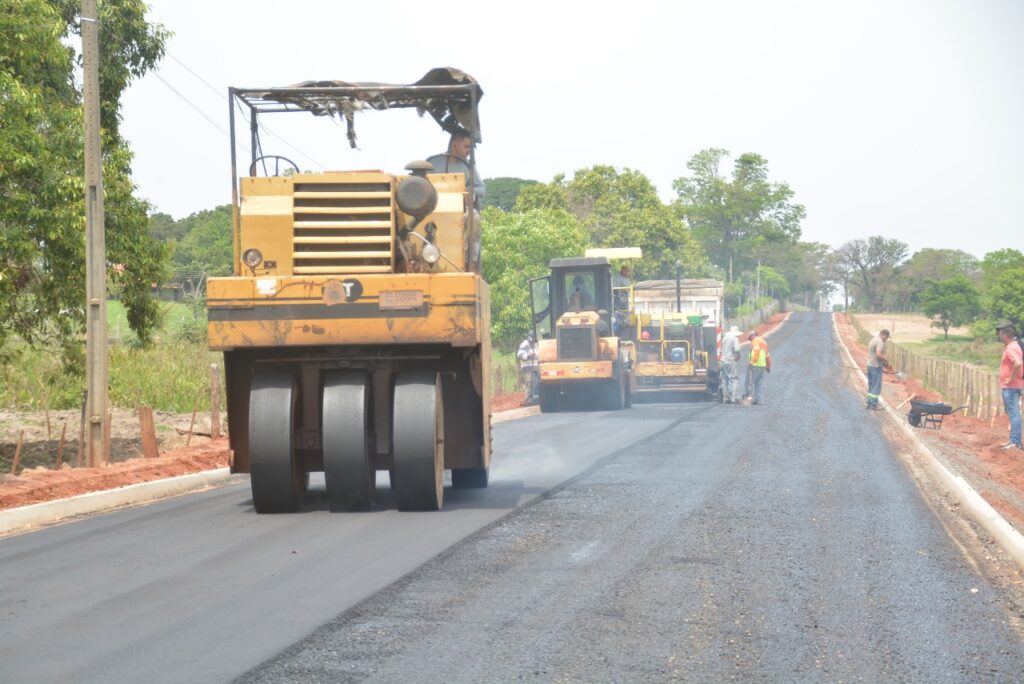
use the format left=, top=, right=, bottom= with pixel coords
left=557, top=326, right=596, bottom=361
left=292, top=180, right=394, bottom=274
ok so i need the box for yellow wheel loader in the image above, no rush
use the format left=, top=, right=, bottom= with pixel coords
left=207, top=68, right=490, bottom=512
left=529, top=257, right=634, bottom=412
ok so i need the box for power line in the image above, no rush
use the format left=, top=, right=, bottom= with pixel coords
left=152, top=72, right=232, bottom=139
left=164, top=51, right=330, bottom=170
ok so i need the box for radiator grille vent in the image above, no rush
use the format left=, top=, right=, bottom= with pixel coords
left=292, top=180, right=394, bottom=274
left=557, top=327, right=596, bottom=361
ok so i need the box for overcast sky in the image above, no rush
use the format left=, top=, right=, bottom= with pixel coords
left=120, top=0, right=1023, bottom=260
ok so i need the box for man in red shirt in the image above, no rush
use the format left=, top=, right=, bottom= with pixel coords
left=998, top=322, right=1023, bottom=450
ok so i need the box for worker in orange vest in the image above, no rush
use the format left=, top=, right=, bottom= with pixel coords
left=746, top=331, right=771, bottom=405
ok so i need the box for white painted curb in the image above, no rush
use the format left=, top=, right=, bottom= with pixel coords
left=0, top=468, right=237, bottom=537
left=832, top=313, right=1024, bottom=569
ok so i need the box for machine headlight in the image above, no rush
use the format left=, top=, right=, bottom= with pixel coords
left=422, top=243, right=441, bottom=265
left=242, top=248, right=263, bottom=269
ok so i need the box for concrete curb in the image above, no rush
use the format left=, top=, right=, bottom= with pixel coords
left=0, top=468, right=238, bottom=537
left=0, top=404, right=539, bottom=537
left=832, top=313, right=1024, bottom=570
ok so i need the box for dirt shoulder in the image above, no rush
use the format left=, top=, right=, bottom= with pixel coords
left=835, top=313, right=1024, bottom=531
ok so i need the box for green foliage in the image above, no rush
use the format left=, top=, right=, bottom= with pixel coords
left=0, top=0, right=169, bottom=364
left=490, top=351, right=521, bottom=394
left=560, top=166, right=707, bottom=279
left=672, top=149, right=804, bottom=281
left=891, top=248, right=979, bottom=310
left=986, top=265, right=1024, bottom=333
left=168, top=205, right=234, bottom=275
left=148, top=212, right=186, bottom=242
left=756, top=265, right=791, bottom=299
left=1, top=301, right=217, bottom=411
left=980, top=248, right=1024, bottom=291
left=514, top=181, right=568, bottom=211
left=482, top=207, right=590, bottom=349
left=920, top=276, right=980, bottom=339
left=482, top=177, right=538, bottom=212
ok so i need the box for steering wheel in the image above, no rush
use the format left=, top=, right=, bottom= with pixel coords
left=249, top=155, right=299, bottom=177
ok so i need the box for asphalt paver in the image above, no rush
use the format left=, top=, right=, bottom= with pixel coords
left=241, top=313, right=1024, bottom=682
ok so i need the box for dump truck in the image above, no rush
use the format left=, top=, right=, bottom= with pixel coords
left=529, top=257, right=633, bottom=412
left=626, top=279, right=724, bottom=400
left=207, top=68, right=491, bottom=512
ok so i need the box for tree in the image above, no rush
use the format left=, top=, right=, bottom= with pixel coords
left=148, top=212, right=186, bottom=243
left=757, top=265, right=791, bottom=300
left=514, top=179, right=568, bottom=212
left=986, top=266, right=1024, bottom=333
left=512, top=167, right=706, bottom=279
left=920, top=276, right=980, bottom=339
left=673, top=149, right=804, bottom=281
left=563, top=166, right=706, bottom=279
left=836, top=237, right=909, bottom=312
left=482, top=207, right=590, bottom=348
left=481, top=177, right=538, bottom=212
left=169, top=206, right=234, bottom=276
left=891, top=248, right=979, bottom=310
left=0, top=0, right=169, bottom=363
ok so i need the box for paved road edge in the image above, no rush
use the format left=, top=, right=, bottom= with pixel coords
left=0, top=406, right=538, bottom=537
left=832, top=313, right=1024, bottom=570
left=0, top=468, right=238, bottom=537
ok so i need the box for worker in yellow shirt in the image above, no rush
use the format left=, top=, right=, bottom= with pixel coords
left=746, top=331, right=771, bottom=405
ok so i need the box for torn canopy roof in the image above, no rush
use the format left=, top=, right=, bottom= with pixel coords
left=233, top=67, right=482, bottom=148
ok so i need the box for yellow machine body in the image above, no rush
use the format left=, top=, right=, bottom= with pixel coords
left=208, top=170, right=491, bottom=488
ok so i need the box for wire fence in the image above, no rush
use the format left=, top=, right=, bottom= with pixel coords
left=849, top=314, right=1005, bottom=421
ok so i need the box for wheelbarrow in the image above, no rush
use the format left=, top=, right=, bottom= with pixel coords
left=907, top=399, right=967, bottom=430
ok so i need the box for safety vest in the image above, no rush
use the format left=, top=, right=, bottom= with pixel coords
left=750, top=337, right=769, bottom=368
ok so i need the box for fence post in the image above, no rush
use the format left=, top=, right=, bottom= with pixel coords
left=210, top=363, right=222, bottom=440
left=138, top=406, right=159, bottom=459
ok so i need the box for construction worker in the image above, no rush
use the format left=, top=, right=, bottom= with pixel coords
left=517, top=332, right=539, bottom=406
left=997, top=322, right=1023, bottom=450
left=720, top=325, right=742, bottom=403
left=747, top=330, right=771, bottom=405
left=866, top=329, right=891, bottom=410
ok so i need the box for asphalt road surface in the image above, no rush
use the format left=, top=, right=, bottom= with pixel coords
left=4, top=312, right=1024, bottom=682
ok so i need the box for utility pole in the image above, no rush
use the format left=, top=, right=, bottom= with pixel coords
left=82, top=0, right=108, bottom=467
left=674, top=260, right=682, bottom=313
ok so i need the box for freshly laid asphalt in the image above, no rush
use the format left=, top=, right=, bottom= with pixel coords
left=3, top=312, right=1024, bottom=682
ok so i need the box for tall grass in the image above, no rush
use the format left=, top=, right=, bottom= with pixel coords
left=0, top=340, right=223, bottom=412
left=1, top=300, right=218, bottom=412
left=2, top=298, right=524, bottom=411
left=902, top=335, right=1003, bottom=373
left=491, top=351, right=521, bottom=395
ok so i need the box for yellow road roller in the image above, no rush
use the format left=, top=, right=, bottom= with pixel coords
left=207, top=68, right=491, bottom=512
